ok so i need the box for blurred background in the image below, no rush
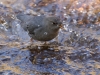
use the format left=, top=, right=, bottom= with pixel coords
left=0, top=0, right=100, bottom=75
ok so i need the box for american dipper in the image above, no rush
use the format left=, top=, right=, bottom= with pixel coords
left=17, top=13, right=62, bottom=42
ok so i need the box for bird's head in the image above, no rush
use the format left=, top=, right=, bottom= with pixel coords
left=43, top=16, right=63, bottom=31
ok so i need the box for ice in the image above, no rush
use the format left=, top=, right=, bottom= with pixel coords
left=11, top=20, right=30, bottom=42
left=63, top=7, right=66, bottom=9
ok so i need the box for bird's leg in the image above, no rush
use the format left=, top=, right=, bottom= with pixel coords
left=44, top=41, right=47, bottom=45
left=30, top=38, right=33, bottom=45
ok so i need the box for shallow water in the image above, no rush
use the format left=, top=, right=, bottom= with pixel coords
left=0, top=0, right=100, bottom=75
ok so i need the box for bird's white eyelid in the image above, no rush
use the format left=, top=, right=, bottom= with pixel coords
left=38, top=25, right=40, bottom=27
left=52, top=22, right=54, bottom=24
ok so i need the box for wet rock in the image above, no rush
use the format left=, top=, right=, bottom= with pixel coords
left=0, top=0, right=100, bottom=75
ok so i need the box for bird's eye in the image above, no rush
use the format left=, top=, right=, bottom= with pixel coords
left=52, top=22, right=57, bottom=25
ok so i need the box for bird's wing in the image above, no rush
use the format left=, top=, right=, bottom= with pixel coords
left=17, top=13, right=33, bottom=31
left=26, top=16, right=45, bottom=34
left=17, top=13, right=44, bottom=34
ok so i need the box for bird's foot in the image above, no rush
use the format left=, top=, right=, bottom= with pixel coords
left=30, top=38, right=34, bottom=45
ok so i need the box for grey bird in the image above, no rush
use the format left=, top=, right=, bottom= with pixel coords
left=17, top=13, right=62, bottom=43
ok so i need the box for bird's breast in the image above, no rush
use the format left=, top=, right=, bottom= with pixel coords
left=30, top=29, right=59, bottom=41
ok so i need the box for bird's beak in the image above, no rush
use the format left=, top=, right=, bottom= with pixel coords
left=58, top=24, right=64, bottom=29
left=57, top=21, right=63, bottom=29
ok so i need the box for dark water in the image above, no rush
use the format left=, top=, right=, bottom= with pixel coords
left=0, top=0, right=100, bottom=75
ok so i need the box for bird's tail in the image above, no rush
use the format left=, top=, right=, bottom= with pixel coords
left=16, top=13, right=33, bottom=22
left=16, top=13, right=26, bottom=21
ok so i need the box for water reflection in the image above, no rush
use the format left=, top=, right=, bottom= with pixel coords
left=29, top=45, right=69, bottom=74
